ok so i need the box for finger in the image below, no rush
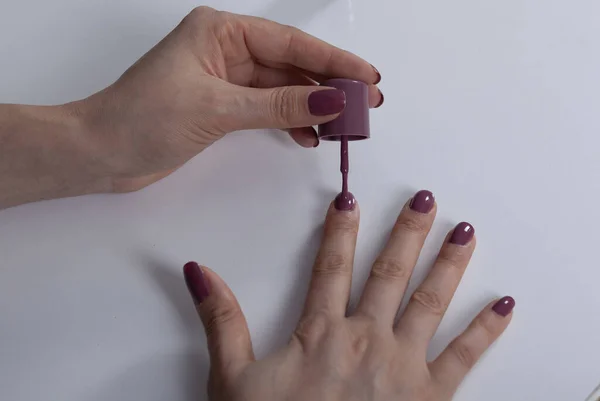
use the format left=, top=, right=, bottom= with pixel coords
left=251, top=64, right=316, bottom=88
left=302, top=200, right=360, bottom=318
left=355, top=190, right=436, bottom=324
left=287, top=127, right=319, bottom=148
left=369, top=85, right=385, bottom=108
left=397, top=222, right=476, bottom=344
left=224, top=85, right=346, bottom=131
left=183, top=262, right=254, bottom=378
left=252, top=64, right=382, bottom=109
left=430, top=297, right=515, bottom=393
left=249, top=65, right=320, bottom=148
left=283, top=68, right=383, bottom=108
left=241, top=15, right=380, bottom=84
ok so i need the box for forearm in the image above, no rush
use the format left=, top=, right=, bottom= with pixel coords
left=0, top=103, right=109, bottom=209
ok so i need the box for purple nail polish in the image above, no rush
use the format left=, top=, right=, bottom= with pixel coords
left=449, top=222, right=474, bottom=245
left=183, top=261, right=210, bottom=304
left=372, top=64, right=381, bottom=84
left=492, top=296, right=515, bottom=317
left=410, top=190, right=435, bottom=214
left=308, top=89, right=346, bottom=116
left=335, top=191, right=356, bottom=211
left=375, top=89, right=384, bottom=108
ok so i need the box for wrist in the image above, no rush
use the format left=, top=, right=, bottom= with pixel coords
left=61, top=97, right=122, bottom=192
left=58, top=100, right=113, bottom=187
left=0, top=102, right=112, bottom=208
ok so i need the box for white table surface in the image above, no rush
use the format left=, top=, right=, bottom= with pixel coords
left=1, top=0, right=599, bottom=400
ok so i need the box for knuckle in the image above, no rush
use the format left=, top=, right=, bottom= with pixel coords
left=268, top=87, right=300, bottom=125
left=448, top=341, right=477, bottom=369
left=325, top=213, right=359, bottom=236
left=351, top=331, right=371, bottom=357
left=410, top=288, right=446, bottom=316
left=187, top=6, right=216, bottom=23
left=185, top=8, right=240, bottom=46
left=208, top=11, right=241, bottom=46
left=203, top=305, right=243, bottom=338
left=394, top=214, right=430, bottom=236
left=282, top=27, right=302, bottom=63
left=292, top=311, right=330, bottom=352
left=322, top=49, right=335, bottom=73
left=313, top=252, right=351, bottom=277
left=435, top=254, right=460, bottom=271
left=435, top=248, right=469, bottom=271
left=370, top=258, right=410, bottom=281
left=472, top=316, right=497, bottom=343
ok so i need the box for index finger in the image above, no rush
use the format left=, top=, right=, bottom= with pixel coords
left=241, top=15, right=380, bottom=84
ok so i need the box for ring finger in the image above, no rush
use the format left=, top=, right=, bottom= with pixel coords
left=397, top=222, right=476, bottom=345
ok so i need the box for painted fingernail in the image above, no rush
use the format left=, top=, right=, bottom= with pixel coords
left=375, top=89, right=384, bottom=108
left=183, top=261, right=210, bottom=304
left=372, top=64, right=382, bottom=84
left=492, top=296, right=515, bottom=317
left=308, top=89, right=346, bottom=116
left=410, top=190, right=435, bottom=213
left=334, top=192, right=356, bottom=211
left=313, top=135, right=320, bottom=148
left=449, top=222, right=475, bottom=245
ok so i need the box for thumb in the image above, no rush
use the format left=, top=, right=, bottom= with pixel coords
left=183, top=261, right=254, bottom=377
left=226, top=85, right=346, bottom=130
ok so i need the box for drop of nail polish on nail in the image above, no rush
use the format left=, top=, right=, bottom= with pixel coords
left=335, top=192, right=356, bottom=211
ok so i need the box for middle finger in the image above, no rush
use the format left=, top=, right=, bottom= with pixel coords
left=354, top=190, right=436, bottom=324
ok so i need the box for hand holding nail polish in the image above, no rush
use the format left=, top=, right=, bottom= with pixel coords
left=0, top=7, right=385, bottom=209
left=183, top=190, right=514, bottom=401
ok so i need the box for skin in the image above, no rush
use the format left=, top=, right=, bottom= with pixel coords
left=0, top=6, right=383, bottom=209
left=190, top=198, right=513, bottom=401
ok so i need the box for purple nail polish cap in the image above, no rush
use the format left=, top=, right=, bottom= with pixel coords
left=318, top=79, right=370, bottom=141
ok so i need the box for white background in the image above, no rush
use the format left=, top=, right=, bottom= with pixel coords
left=1, top=0, right=599, bottom=400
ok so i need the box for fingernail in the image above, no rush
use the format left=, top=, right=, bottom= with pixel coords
left=449, top=222, right=475, bottom=245
left=492, top=296, right=515, bottom=317
left=334, top=192, right=356, bottom=211
left=410, top=190, right=435, bottom=213
left=308, top=89, right=346, bottom=116
left=375, top=89, right=384, bottom=108
left=372, top=64, right=382, bottom=84
left=313, top=135, right=320, bottom=148
left=183, top=261, right=210, bottom=304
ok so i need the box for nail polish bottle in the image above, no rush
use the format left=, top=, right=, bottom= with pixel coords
left=318, top=79, right=370, bottom=141
left=318, top=79, right=370, bottom=211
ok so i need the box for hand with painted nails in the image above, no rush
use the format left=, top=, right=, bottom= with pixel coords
left=183, top=190, right=514, bottom=401
left=78, top=6, right=383, bottom=192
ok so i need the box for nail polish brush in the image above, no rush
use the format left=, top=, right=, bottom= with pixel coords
left=318, top=79, right=370, bottom=211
